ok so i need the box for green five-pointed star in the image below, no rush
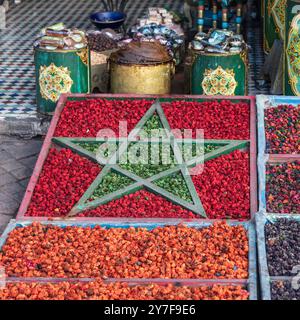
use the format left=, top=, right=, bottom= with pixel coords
left=53, top=100, right=249, bottom=218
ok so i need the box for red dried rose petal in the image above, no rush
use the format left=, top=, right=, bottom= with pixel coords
left=162, top=100, right=250, bottom=140
left=55, top=99, right=153, bottom=137
left=26, top=149, right=101, bottom=217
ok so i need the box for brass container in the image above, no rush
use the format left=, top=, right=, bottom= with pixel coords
left=109, top=59, right=175, bottom=95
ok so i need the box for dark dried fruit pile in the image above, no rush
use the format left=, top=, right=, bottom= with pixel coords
left=266, top=161, right=300, bottom=214
left=265, top=105, right=299, bottom=154
left=0, top=222, right=249, bottom=279
left=265, top=219, right=300, bottom=276
left=87, top=32, right=118, bottom=52
left=0, top=281, right=249, bottom=300
left=271, top=281, right=300, bottom=300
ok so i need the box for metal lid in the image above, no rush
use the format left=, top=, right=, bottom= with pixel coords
left=110, top=41, right=172, bottom=65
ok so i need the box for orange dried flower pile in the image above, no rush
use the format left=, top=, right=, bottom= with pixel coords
left=0, top=222, right=249, bottom=279
left=0, top=281, right=249, bottom=300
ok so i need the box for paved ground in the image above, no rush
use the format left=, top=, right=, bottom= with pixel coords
left=0, top=135, right=43, bottom=235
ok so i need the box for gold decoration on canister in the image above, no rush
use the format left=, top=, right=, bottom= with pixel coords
left=240, top=49, right=249, bottom=94
left=240, top=50, right=248, bottom=66
left=76, top=48, right=88, bottom=66
left=39, top=63, right=73, bottom=102
left=271, top=0, right=287, bottom=40
left=286, top=13, right=300, bottom=95
left=267, top=0, right=275, bottom=15
left=201, top=66, right=237, bottom=96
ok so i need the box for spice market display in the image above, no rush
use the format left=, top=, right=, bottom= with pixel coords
left=0, top=0, right=299, bottom=302
left=21, top=98, right=255, bottom=220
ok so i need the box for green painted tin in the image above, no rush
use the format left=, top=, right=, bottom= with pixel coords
left=284, top=1, right=300, bottom=95
left=263, top=0, right=286, bottom=53
left=34, top=47, right=91, bottom=114
left=190, top=49, right=248, bottom=96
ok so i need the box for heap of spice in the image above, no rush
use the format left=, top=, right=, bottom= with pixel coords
left=265, top=105, right=299, bottom=154
left=0, top=281, right=249, bottom=300
left=266, top=161, right=299, bottom=213
left=0, top=222, right=249, bottom=279
left=87, top=30, right=119, bottom=52
left=28, top=98, right=252, bottom=219
left=109, top=41, right=172, bottom=65
left=271, top=281, right=300, bottom=300
left=265, top=219, right=300, bottom=276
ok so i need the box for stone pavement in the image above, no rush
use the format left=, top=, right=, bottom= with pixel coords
left=0, top=134, right=43, bottom=235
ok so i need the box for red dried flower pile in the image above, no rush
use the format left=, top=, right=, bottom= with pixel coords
left=26, top=149, right=100, bottom=217
left=80, top=189, right=197, bottom=219
left=0, top=222, right=249, bottom=279
left=0, top=281, right=249, bottom=300
left=55, top=99, right=153, bottom=137
left=191, top=150, right=250, bottom=219
left=55, top=99, right=250, bottom=140
left=24, top=98, right=252, bottom=219
left=162, top=100, right=250, bottom=140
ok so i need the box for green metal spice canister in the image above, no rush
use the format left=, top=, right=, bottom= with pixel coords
left=34, top=46, right=91, bottom=114
left=190, top=49, right=248, bottom=96
left=263, top=0, right=286, bottom=53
